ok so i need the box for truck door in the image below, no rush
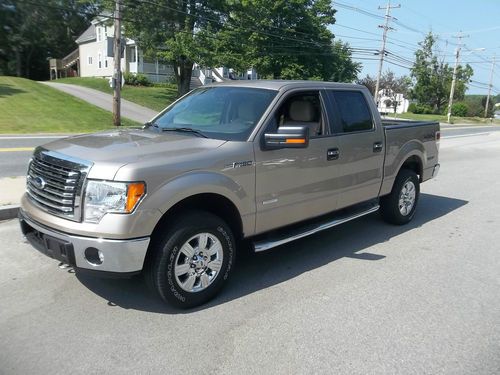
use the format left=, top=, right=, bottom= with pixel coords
left=253, top=90, right=342, bottom=234
left=325, top=90, right=384, bottom=209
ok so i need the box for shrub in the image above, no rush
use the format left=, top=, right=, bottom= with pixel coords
left=451, top=102, right=468, bottom=117
left=408, top=103, right=433, bottom=114
left=123, top=72, right=151, bottom=86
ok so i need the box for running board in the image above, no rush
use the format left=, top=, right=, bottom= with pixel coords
left=252, top=201, right=380, bottom=252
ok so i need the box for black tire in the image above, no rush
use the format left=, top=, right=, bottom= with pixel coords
left=145, top=211, right=236, bottom=308
left=380, top=169, right=420, bottom=225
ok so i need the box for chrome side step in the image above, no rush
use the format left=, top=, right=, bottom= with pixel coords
left=252, top=202, right=380, bottom=252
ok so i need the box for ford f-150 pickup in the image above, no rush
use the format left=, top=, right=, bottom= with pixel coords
left=19, top=81, right=440, bottom=308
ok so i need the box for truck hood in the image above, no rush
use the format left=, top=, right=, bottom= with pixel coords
left=42, top=128, right=227, bottom=179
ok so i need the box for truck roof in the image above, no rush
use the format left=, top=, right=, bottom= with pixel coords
left=205, top=80, right=366, bottom=91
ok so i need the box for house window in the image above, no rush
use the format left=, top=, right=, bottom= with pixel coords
left=105, top=59, right=108, bottom=68
left=88, top=56, right=93, bottom=65
left=98, top=53, right=102, bottom=69
left=97, top=26, right=102, bottom=42
left=104, top=26, right=108, bottom=37
left=129, top=47, right=136, bottom=63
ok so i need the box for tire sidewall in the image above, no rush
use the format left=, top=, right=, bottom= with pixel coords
left=380, top=169, right=420, bottom=225
left=397, top=173, right=419, bottom=222
left=154, top=213, right=235, bottom=308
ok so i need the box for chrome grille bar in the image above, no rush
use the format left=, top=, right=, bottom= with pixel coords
left=26, top=147, right=92, bottom=221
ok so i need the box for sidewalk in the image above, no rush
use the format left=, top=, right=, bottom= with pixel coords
left=0, top=176, right=25, bottom=220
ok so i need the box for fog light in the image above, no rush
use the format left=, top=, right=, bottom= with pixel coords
left=84, top=247, right=104, bottom=266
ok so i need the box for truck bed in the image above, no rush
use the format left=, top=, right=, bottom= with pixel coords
left=381, top=119, right=440, bottom=129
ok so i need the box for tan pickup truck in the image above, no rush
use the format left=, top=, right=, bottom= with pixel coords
left=19, top=81, right=440, bottom=308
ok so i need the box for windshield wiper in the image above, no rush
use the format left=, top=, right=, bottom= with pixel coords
left=161, top=127, right=208, bottom=138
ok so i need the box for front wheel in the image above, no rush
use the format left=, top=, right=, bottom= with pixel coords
left=145, top=211, right=236, bottom=308
left=380, top=169, right=420, bottom=225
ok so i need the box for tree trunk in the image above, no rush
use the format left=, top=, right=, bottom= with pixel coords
left=25, top=46, right=34, bottom=79
left=174, top=60, right=194, bottom=96
left=14, top=49, right=22, bottom=77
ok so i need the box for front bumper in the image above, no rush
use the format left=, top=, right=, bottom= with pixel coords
left=19, top=209, right=150, bottom=275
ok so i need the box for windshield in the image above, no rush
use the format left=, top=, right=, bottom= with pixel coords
left=151, top=86, right=277, bottom=141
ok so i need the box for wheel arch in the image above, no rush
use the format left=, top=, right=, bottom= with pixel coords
left=380, top=152, right=424, bottom=197
left=150, top=193, right=244, bottom=243
left=400, top=155, right=423, bottom=182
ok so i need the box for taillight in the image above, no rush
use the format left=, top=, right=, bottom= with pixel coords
left=436, top=131, right=440, bottom=148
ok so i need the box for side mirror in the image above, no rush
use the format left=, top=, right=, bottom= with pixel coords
left=264, top=126, right=309, bottom=149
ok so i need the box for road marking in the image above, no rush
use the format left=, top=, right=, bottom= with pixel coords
left=442, top=132, right=491, bottom=139
left=0, top=147, right=34, bottom=152
left=0, top=136, right=68, bottom=139
left=441, top=126, right=497, bottom=131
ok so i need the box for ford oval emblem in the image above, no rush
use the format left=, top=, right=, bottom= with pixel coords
left=32, top=176, right=46, bottom=190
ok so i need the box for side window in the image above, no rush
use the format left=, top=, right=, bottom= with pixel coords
left=269, top=91, right=324, bottom=137
left=332, top=91, right=373, bottom=133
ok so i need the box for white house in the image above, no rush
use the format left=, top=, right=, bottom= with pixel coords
left=377, top=89, right=410, bottom=114
left=51, top=16, right=258, bottom=88
left=75, top=16, right=174, bottom=83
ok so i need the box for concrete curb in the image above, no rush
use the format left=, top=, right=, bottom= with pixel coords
left=0, top=205, right=19, bottom=221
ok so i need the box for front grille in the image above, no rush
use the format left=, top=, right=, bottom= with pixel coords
left=26, top=148, right=91, bottom=221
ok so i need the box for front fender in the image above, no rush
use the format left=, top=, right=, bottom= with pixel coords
left=142, top=171, right=255, bottom=235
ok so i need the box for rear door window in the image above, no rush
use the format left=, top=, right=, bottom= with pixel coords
left=329, top=91, right=373, bottom=133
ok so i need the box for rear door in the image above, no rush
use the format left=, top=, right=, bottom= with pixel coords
left=325, top=90, right=384, bottom=209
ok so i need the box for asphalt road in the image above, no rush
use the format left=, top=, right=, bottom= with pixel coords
left=1, top=131, right=499, bottom=374
left=1, top=124, right=500, bottom=178
left=0, top=135, right=66, bottom=178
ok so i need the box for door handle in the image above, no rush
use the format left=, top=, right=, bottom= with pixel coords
left=327, top=148, right=340, bottom=161
left=373, top=142, right=383, bottom=153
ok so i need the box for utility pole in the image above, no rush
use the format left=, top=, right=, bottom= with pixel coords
left=484, top=54, right=496, bottom=118
left=446, top=33, right=468, bottom=123
left=374, top=0, right=400, bottom=108
left=113, top=0, right=122, bottom=127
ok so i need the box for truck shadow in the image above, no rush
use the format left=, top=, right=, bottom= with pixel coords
left=75, top=193, right=468, bottom=314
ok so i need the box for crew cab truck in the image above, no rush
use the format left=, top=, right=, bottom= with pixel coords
left=19, top=81, right=440, bottom=308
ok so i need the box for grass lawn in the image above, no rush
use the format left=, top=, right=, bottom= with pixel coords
left=0, top=76, right=139, bottom=133
left=394, top=112, right=500, bottom=124
left=55, top=77, right=178, bottom=112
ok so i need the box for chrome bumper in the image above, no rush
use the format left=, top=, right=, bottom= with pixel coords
left=432, top=163, right=440, bottom=178
left=19, top=209, right=150, bottom=274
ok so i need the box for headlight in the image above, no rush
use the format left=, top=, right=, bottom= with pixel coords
left=84, top=180, right=146, bottom=223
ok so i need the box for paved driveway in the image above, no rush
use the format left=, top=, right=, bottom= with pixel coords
left=41, top=82, right=158, bottom=123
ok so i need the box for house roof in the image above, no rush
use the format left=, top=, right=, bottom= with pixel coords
left=75, top=24, right=96, bottom=44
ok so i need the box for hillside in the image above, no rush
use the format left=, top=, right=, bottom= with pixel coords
left=0, top=77, right=138, bottom=133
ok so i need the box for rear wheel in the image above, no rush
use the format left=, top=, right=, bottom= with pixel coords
left=380, top=169, right=420, bottom=225
left=145, top=211, right=235, bottom=308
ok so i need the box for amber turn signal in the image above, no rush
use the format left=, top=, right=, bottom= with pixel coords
left=285, top=138, right=306, bottom=144
left=126, top=182, right=146, bottom=212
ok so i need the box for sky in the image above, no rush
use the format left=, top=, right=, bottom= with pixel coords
left=331, top=0, right=500, bottom=95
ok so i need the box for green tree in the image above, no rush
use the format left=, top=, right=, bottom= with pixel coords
left=358, top=70, right=411, bottom=113
left=122, top=0, right=360, bottom=95
left=0, top=1, right=96, bottom=80
left=356, top=74, right=377, bottom=96
left=213, top=0, right=359, bottom=82
left=410, top=33, right=473, bottom=113
left=122, top=0, right=227, bottom=96
left=481, top=95, right=494, bottom=117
